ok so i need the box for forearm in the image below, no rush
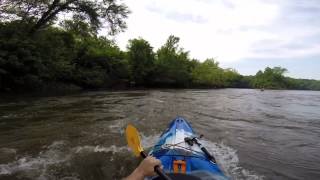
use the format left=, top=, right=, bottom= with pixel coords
left=124, top=168, right=145, bottom=180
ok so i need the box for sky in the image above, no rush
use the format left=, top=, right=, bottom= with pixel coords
left=111, top=0, right=320, bottom=80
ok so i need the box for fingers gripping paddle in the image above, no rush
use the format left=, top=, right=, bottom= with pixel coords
left=126, top=124, right=171, bottom=180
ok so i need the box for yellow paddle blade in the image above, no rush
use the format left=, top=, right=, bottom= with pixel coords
left=126, top=124, right=144, bottom=157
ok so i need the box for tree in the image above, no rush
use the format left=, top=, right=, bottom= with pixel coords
left=60, top=18, right=97, bottom=38
left=223, top=68, right=242, bottom=87
left=0, top=0, right=130, bottom=35
left=155, top=35, right=192, bottom=87
left=251, top=66, right=288, bottom=89
left=191, top=59, right=225, bottom=87
left=273, top=66, right=287, bottom=76
left=72, top=36, right=129, bottom=88
left=0, top=22, right=77, bottom=91
left=127, top=38, right=155, bottom=85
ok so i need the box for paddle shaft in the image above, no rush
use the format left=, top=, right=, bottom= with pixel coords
left=185, top=137, right=216, bottom=163
left=193, top=139, right=216, bottom=163
left=140, top=152, right=172, bottom=180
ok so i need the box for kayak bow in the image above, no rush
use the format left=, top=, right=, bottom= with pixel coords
left=150, top=117, right=228, bottom=180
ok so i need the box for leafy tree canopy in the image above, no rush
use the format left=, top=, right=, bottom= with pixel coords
left=252, top=67, right=288, bottom=89
left=127, top=38, right=155, bottom=85
left=0, top=0, right=130, bottom=35
left=155, top=35, right=192, bottom=86
left=191, top=58, right=225, bottom=87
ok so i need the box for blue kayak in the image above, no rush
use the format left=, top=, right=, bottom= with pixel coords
left=150, top=117, right=228, bottom=180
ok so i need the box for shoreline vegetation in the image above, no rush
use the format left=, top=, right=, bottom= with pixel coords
left=1, top=1, right=320, bottom=94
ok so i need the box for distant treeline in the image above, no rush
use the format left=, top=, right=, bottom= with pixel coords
left=0, top=1, right=319, bottom=92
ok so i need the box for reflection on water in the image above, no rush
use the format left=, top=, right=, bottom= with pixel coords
left=0, top=89, right=320, bottom=180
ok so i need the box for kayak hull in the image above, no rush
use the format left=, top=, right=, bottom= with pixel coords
left=150, top=117, right=227, bottom=179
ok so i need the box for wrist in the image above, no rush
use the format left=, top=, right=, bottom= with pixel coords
left=133, top=167, right=145, bottom=179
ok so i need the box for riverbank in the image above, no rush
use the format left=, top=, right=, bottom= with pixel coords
left=2, top=86, right=320, bottom=102
left=1, top=21, right=320, bottom=93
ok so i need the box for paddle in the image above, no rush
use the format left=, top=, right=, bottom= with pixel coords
left=184, top=136, right=216, bottom=163
left=126, top=124, right=172, bottom=180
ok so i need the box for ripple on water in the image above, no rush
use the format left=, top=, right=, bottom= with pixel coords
left=1, top=89, right=319, bottom=179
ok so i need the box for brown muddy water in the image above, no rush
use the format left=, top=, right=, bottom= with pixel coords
left=0, top=89, right=320, bottom=180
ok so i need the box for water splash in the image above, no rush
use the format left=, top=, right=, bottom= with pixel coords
left=108, top=120, right=125, bottom=134
left=0, top=141, right=130, bottom=180
left=0, top=141, right=70, bottom=179
left=74, top=145, right=129, bottom=154
left=202, top=140, right=263, bottom=180
left=140, top=133, right=161, bottom=148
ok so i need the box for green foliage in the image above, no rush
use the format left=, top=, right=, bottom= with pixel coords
left=223, top=69, right=242, bottom=87
left=127, top=38, right=155, bottom=85
left=72, top=36, right=128, bottom=88
left=155, top=35, right=193, bottom=87
left=0, top=21, right=71, bottom=90
left=0, top=13, right=319, bottom=92
left=60, top=19, right=97, bottom=38
left=251, top=67, right=288, bottom=89
left=191, top=59, right=224, bottom=87
left=0, top=0, right=130, bottom=35
left=286, top=78, right=320, bottom=90
left=0, top=20, right=129, bottom=91
left=0, top=0, right=130, bottom=92
left=236, top=76, right=254, bottom=88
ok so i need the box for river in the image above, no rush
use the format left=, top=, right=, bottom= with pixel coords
left=0, top=89, right=319, bottom=180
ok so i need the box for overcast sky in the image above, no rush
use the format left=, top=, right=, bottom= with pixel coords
left=112, top=0, right=320, bottom=80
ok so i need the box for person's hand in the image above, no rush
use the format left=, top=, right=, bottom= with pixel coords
left=136, top=156, right=162, bottom=177
left=124, top=156, right=162, bottom=180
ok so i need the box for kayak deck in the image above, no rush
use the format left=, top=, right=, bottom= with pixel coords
left=150, top=117, right=227, bottom=179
